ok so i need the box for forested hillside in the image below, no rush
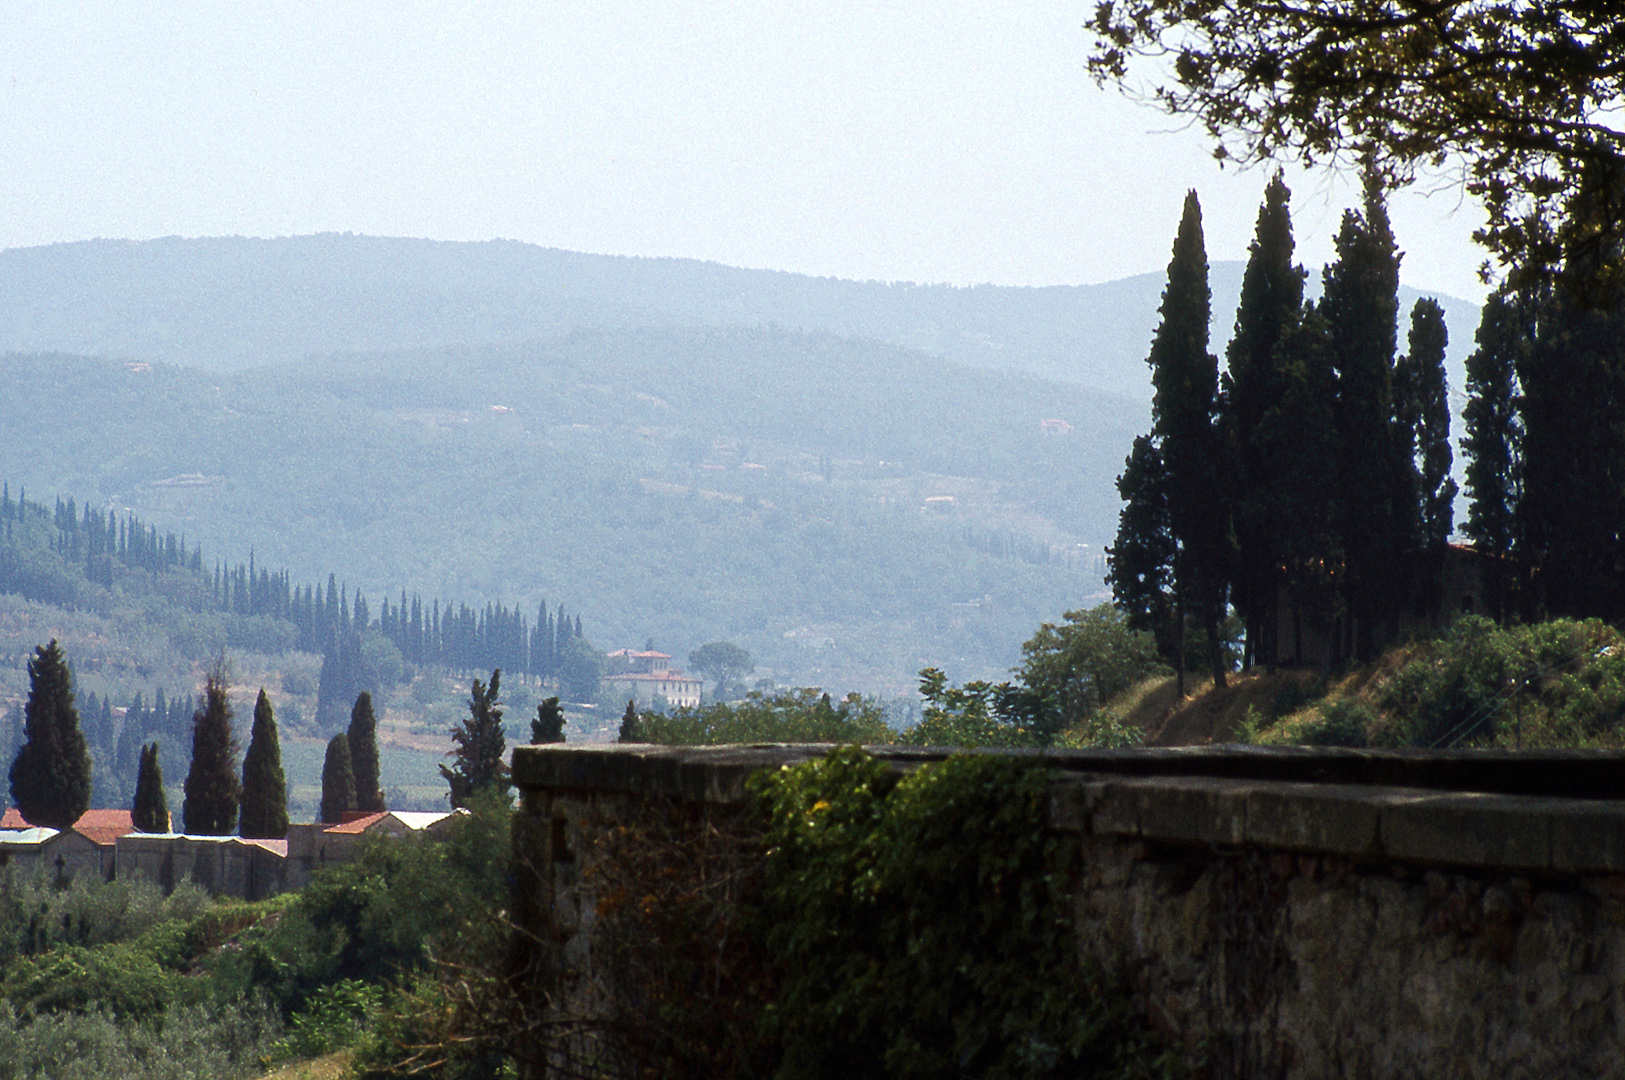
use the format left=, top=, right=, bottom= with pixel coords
left=0, top=327, right=1121, bottom=694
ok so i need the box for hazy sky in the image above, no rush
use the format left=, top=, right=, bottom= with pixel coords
left=1, top=1, right=1489, bottom=300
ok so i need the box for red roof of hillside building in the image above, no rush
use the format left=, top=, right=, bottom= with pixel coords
left=73, top=810, right=135, bottom=847
left=324, top=812, right=389, bottom=835
left=2, top=807, right=135, bottom=844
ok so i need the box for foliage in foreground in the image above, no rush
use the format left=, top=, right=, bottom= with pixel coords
left=754, top=747, right=1176, bottom=1080
left=1239, top=616, right=1625, bottom=751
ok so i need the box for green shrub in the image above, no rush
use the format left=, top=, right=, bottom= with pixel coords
left=1299, top=700, right=1374, bottom=747
left=1378, top=616, right=1625, bottom=748
left=271, top=978, right=383, bottom=1061
left=637, top=687, right=893, bottom=745
left=754, top=747, right=1178, bottom=1080
left=0, top=994, right=281, bottom=1080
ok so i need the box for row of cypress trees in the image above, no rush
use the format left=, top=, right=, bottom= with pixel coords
left=1110, top=171, right=1457, bottom=678
left=7, top=640, right=384, bottom=837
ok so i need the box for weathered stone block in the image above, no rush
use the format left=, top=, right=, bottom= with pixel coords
left=1243, top=780, right=1385, bottom=857
left=1381, top=792, right=1550, bottom=870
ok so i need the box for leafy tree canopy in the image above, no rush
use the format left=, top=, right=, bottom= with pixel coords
left=688, top=641, right=755, bottom=702
left=1086, top=0, right=1625, bottom=285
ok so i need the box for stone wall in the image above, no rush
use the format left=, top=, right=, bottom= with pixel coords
left=511, top=744, right=1625, bottom=1078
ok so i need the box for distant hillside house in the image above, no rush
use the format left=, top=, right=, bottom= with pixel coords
left=602, top=650, right=704, bottom=709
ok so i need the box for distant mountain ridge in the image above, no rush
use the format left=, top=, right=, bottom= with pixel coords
left=0, top=235, right=1478, bottom=399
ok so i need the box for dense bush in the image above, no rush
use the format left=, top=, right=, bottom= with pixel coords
left=1377, top=616, right=1625, bottom=748
left=0, top=996, right=281, bottom=1080
left=635, top=688, right=892, bottom=745
left=755, top=747, right=1176, bottom=1079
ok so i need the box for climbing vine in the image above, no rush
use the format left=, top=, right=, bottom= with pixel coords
left=752, top=746, right=1179, bottom=1080
left=566, top=748, right=1180, bottom=1079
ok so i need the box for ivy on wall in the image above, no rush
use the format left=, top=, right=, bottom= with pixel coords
left=753, top=747, right=1178, bottom=1080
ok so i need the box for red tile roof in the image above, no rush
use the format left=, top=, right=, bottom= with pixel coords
left=324, top=811, right=389, bottom=835
left=73, top=809, right=135, bottom=847
left=2, top=807, right=135, bottom=845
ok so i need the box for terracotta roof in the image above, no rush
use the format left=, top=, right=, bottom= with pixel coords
left=1, top=807, right=135, bottom=845
left=73, top=809, right=135, bottom=847
left=324, top=811, right=389, bottom=835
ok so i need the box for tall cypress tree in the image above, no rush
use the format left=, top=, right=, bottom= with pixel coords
left=182, top=667, right=240, bottom=836
left=347, top=692, right=385, bottom=813
left=1148, top=190, right=1229, bottom=688
left=1251, top=304, right=1345, bottom=666
left=132, top=742, right=169, bottom=833
left=440, top=669, right=509, bottom=808
left=320, top=732, right=358, bottom=824
left=9, top=640, right=92, bottom=829
left=1396, top=298, right=1456, bottom=617
left=239, top=689, right=288, bottom=839
left=1223, top=172, right=1306, bottom=667
left=1517, top=285, right=1625, bottom=618
left=1107, top=434, right=1176, bottom=661
left=1321, top=170, right=1408, bottom=660
left=1463, top=288, right=1527, bottom=620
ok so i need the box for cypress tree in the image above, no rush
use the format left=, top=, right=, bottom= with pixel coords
left=1148, top=190, right=1229, bottom=688
left=239, top=689, right=288, bottom=839
left=1321, top=170, right=1408, bottom=660
left=1517, top=285, right=1625, bottom=618
left=617, top=699, right=641, bottom=744
left=1222, top=172, right=1306, bottom=667
left=320, top=732, right=358, bottom=824
left=440, top=669, right=509, bottom=809
left=9, top=640, right=92, bottom=829
left=132, top=742, right=169, bottom=833
left=1107, top=434, right=1176, bottom=660
left=532, top=696, right=566, bottom=744
left=1396, top=298, right=1456, bottom=616
left=182, top=666, right=240, bottom=836
left=1463, top=288, right=1527, bottom=620
left=347, top=691, right=385, bottom=813
left=1252, top=304, right=1345, bottom=666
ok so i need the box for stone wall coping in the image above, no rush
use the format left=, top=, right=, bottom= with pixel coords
left=513, top=743, right=1625, bottom=874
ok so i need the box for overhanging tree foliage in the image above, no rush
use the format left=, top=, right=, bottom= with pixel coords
left=9, top=639, right=92, bottom=830
left=348, top=691, right=385, bottom=814
left=182, top=667, right=240, bottom=836
left=1084, top=0, right=1625, bottom=287
left=131, top=741, right=168, bottom=833
left=239, top=689, right=288, bottom=840
left=441, top=669, right=510, bottom=808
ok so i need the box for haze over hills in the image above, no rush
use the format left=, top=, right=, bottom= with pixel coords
left=0, top=235, right=1478, bottom=400
left=0, top=234, right=1481, bottom=695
